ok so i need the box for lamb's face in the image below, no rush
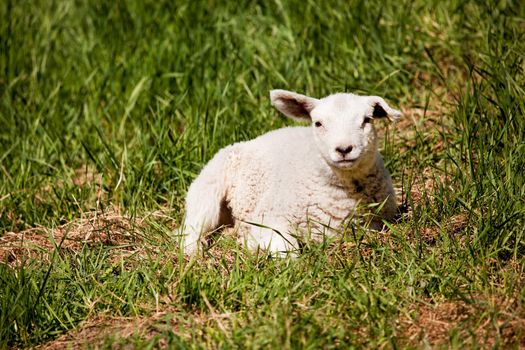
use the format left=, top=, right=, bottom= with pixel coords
left=270, top=90, right=401, bottom=171
left=310, top=94, right=381, bottom=169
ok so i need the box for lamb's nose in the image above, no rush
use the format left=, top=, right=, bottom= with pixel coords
left=335, top=145, right=353, bottom=155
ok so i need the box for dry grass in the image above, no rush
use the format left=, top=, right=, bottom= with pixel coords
left=36, top=305, right=238, bottom=349
left=37, top=313, right=175, bottom=350
left=0, top=207, right=174, bottom=268
left=398, top=295, right=525, bottom=348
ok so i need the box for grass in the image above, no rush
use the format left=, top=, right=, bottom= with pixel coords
left=1, top=0, right=524, bottom=348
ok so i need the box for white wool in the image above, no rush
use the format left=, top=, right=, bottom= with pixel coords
left=181, top=90, right=401, bottom=254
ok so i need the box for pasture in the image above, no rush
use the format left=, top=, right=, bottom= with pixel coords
left=1, top=0, right=524, bottom=348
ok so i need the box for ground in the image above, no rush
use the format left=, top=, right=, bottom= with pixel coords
left=1, top=0, right=524, bottom=349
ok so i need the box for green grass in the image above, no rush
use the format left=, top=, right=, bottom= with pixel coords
left=1, top=0, right=524, bottom=348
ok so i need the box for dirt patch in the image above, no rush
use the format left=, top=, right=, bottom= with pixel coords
left=406, top=168, right=448, bottom=204
left=72, top=165, right=103, bottom=188
left=36, top=312, right=177, bottom=350
left=37, top=306, right=236, bottom=349
left=0, top=207, right=175, bottom=268
left=398, top=296, right=525, bottom=348
left=416, top=213, right=468, bottom=244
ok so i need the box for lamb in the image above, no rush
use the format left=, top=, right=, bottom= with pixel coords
left=181, top=89, right=401, bottom=255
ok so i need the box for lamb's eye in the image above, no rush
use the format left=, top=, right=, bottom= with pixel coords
left=314, top=121, right=322, bottom=128
left=362, top=117, right=372, bottom=125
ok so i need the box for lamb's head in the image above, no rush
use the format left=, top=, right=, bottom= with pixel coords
left=270, top=89, right=401, bottom=171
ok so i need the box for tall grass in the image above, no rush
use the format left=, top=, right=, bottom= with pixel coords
left=1, top=0, right=524, bottom=348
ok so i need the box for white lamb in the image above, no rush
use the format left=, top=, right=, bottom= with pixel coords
left=181, top=89, right=401, bottom=255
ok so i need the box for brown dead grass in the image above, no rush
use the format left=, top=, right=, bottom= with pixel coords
left=37, top=306, right=236, bottom=349
left=36, top=312, right=175, bottom=350
left=72, top=165, right=104, bottom=188
left=416, top=213, right=468, bottom=245
left=398, top=295, right=525, bottom=348
left=0, top=207, right=175, bottom=268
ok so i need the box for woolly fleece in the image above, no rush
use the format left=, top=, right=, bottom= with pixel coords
left=182, top=90, right=401, bottom=254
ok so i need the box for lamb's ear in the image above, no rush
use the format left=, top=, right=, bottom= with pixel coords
left=270, top=89, right=319, bottom=121
left=368, top=97, right=402, bottom=122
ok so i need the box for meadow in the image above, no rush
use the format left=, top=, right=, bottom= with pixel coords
left=1, top=0, right=524, bottom=348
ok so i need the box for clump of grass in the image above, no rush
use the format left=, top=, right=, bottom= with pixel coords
left=1, top=0, right=524, bottom=348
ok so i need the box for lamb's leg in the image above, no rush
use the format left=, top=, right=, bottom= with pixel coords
left=243, top=219, right=298, bottom=256
left=181, top=147, right=233, bottom=254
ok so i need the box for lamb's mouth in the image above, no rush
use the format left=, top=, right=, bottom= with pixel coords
left=334, top=158, right=358, bottom=167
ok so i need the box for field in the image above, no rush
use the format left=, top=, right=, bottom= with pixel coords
left=1, top=0, right=525, bottom=348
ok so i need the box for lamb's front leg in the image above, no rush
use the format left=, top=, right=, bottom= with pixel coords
left=242, top=219, right=299, bottom=256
